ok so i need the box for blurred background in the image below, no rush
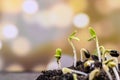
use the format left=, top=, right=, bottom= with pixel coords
left=1, top=0, right=120, bottom=72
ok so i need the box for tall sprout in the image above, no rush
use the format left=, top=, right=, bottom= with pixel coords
left=68, top=31, right=80, bottom=67
left=88, top=27, right=101, bottom=62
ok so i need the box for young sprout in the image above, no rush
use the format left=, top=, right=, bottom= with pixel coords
left=104, top=59, right=120, bottom=80
left=62, top=67, right=88, bottom=76
left=88, top=27, right=101, bottom=62
left=80, top=48, right=90, bottom=62
left=73, top=73, right=78, bottom=80
left=102, top=64, right=113, bottom=80
left=89, top=68, right=100, bottom=80
left=102, top=49, right=119, bottom=70
left=68, top=31, right=80, bottom=67
left=55, top=48, right=62, bottom=69
left=84, top=60, right=94, bottom=68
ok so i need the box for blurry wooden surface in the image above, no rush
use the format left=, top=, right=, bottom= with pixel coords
left=0, top=72, right=40, bottom=80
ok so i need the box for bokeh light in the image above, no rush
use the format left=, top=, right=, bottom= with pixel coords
left=2, top=24, right=18, bottom=39
left=49, top=3, right=74, bottom=28
left=22, top=0, right=39, bottom=14
left=5, top=64, right=24, bottom=72
left=73, top=13, right=90, bottom=28
left=32, top=65, right=46, bottom=72
left=11, top=37, right=31, bottom=57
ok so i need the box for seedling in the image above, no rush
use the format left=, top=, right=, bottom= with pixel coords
left=68, top=30, right=80, bottom=67
left=102, top=64, right=113, bottom=80
left=73, top=73, right=78, bottom=80
left=89, top=68, right=100, bottom=80
left=84, top=60, right=94, bottom=68
left=88, top=27, right=101, bottom=62
left=55, top=48, right=62, bottom=69
left=80, top=48, right=90, bottom=62
left=62, top=67, right=88, bottom=76
left=103, top=59, right=120, bottom=80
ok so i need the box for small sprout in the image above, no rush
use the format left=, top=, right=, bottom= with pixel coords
left=88, top=27, right=101, bottom=62
left=84, top=60, right=94, bottom=68
left=62, top=67, right=72, bottom=74
left=68, top=31, right=80, bottom=67
left=73, top=73, right=78, bottom=80
left=107, top=62, right=116, bottom=68
left=103, top=59, right=120, bottom=80
left=55, top=48, right=62, bottom=69
left=69, top=30, right=80, bottom=41
left=110, top=50, right=120, bottom=57
left=89, top=68, right=100, bottom=80
left=84, top=60, right=95, bottom=72
left=103, top=64, right=113, bottom=80
left=62, top=67, right=88, bottom=76
left=80, top=48, right=90, bottom=62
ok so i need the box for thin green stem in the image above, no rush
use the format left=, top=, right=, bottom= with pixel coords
left=96, top=37, right=101, bottom=62
left=68, top=39, right=77, bottom=67
left=80, top=49, right=83, bottom=62
left=57, top=60, right=61, bottom=69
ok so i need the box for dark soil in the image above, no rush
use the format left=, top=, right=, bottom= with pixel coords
left=36, top=58, right=120, bottom=80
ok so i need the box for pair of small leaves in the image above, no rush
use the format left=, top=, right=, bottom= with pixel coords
left=69, top=30, right=80, bottom=41
left=103, top=58, right=116, bottom=68
left=88, top=27, right=96, bottom=41
left=55, top=48, right=62, bottom=60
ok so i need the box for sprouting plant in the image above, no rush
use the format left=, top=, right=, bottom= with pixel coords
left=80, top=48, right=90, bottom=62
left=55, top=48, right=62, bottom=69
left=89, top=68, right=100, bottom=80
left=68, top=30, right=80, bottom=67
left=84, top=60, right=94, bottom=69
left=101, top=48, right=119, bottom=70
left=103, top=58, right=120, bottom=80
left=62, top=67, right=88, bottom=76
left=73, top=73, right=78, bottom=80
left=88, top=27, right=101, bottom=62
left=102, top=64, right=113, bottom=80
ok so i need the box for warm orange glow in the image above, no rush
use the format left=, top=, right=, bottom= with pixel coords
left=1, top=0, right=23, bottom=13
left=68, top=0, right=88, bottom=13
left=5, top=64, right=24, bottom=72
left=11, top=37, right=31, bottom=57
left=49, top=3, right=74, bottom=28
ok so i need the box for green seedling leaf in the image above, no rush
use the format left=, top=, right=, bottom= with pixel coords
left=69, top=30, right=80, bottom=41
left=107, top=62, right=116, bottom=68
left=89, top=27, right=96, bottom=37
left=88, top=35, right=96, bottom=41
left=70, top=36, right=80, bottom=41
left=55, top=48, right=62, bottom=59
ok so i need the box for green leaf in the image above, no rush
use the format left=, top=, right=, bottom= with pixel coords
left=70, top=36, right=80, bottom=41
left=69, top=30, right=80, bottom=41
left=55, top=48, right=62, bottom=59
left=88, top=35, right=96, bottom=41
left=89, top=27, right=96, bottom=37
left=70, top=30, right=77, bottom=37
